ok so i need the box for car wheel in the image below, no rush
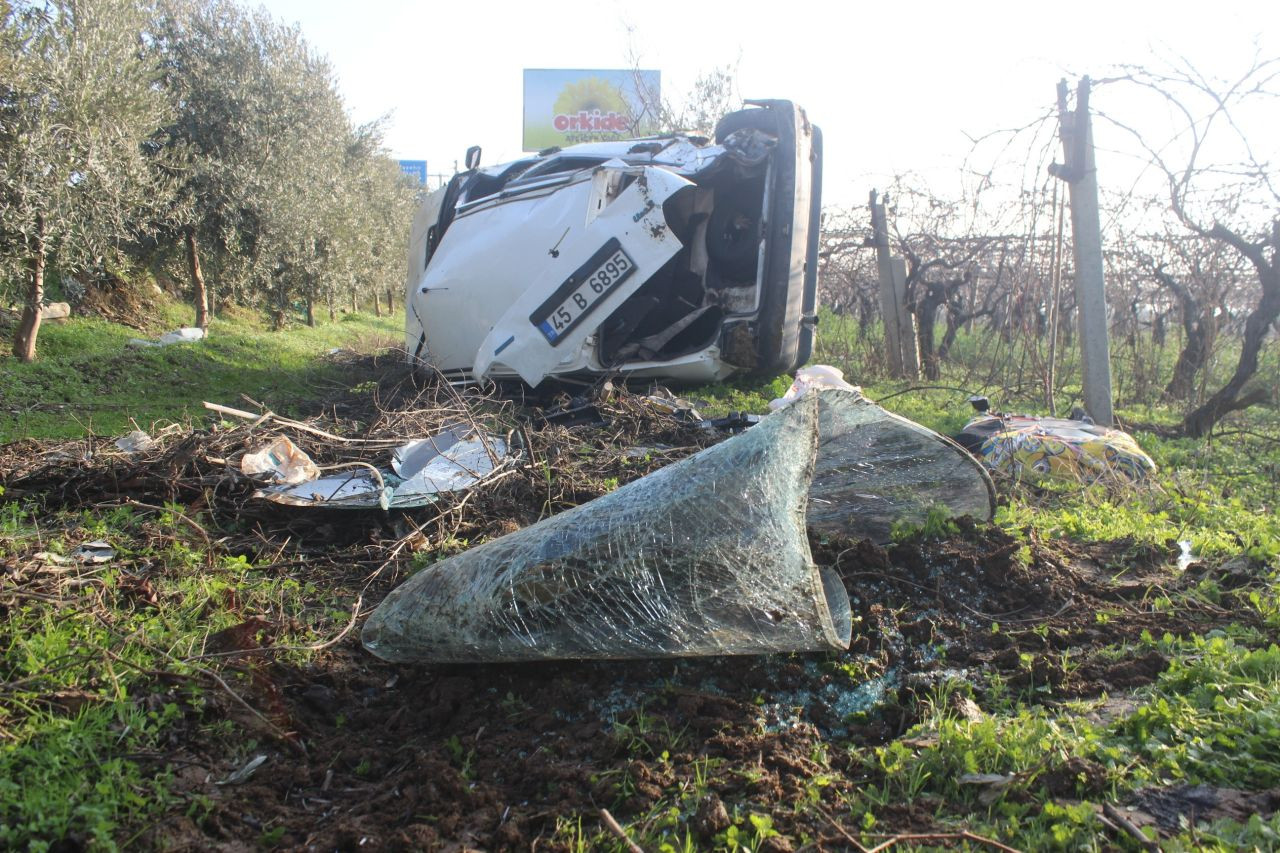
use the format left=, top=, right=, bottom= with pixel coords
left=706, top=197, right=761, bottom=278
left=713, top=108, right=779, bottom=145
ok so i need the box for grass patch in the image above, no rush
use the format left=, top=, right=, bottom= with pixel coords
left=0, top=299, right=404, bottom=440
left=0, top=499, right=354, bottom=849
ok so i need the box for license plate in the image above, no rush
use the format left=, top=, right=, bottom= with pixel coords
left=530, top=238, right=637, bottom=345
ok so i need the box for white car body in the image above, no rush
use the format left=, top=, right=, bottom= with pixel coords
left=405, top=100, right=823, bottom=386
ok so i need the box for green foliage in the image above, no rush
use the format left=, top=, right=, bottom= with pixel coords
left=890, top=504, right=962, bottom=542
left=992, top=432, right=1280, bottom=564
left=686, top=375, right=792, bottom=417
left=0, top=297, right=403, bottom=439
left=0, top=702, right=179, bottom=850
left=1, top=0, right=176, bottom=359
left=0, top=491, right=361, bottom=847
left=1120, top=636, right=1280, bottom=788
left=0, top=0, right=174, bottom=269
left=1, top=0, right=415, bottom=358
left=841, top=633, right=1280, bottom=849
left=147, top=0, right=416, bottom=324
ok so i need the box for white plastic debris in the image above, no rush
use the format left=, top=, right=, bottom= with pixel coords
left=240, top=436, right=320, bottom=485
left=769, top=365, right=860, bottom=411
left=114, top=430, right=155, bottom=453
left=69, top=541, right=116, bottom=564
left=392, top=428, right=507, bottom=496
left=127, top=327, right=206, bottom=348
left=216, top=754, right=268, bottom=786
left=254, top=429, right=508, bottom=509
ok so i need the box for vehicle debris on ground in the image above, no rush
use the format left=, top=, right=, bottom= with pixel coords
left=5, top=360, right=994, bottom=663
left=362, top=385, right=993, bottom=663
left=957, top=406, right=1157, bottom=484
left=362, top=395, right=853, bottom=663
left=251, top=427, right=512, bottom=509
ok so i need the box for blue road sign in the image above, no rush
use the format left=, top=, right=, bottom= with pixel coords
left=398, top=160, right=427, bottom=185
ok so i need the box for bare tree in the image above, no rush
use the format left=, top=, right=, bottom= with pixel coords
left=1100, top=54, right=1280, bottom=435
left=624, top=32, right=740, bottom=138
left=882, top=178, right=998, bottom=380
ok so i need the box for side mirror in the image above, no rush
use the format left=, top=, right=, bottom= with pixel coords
left=465, top=145, right=482, bottom=170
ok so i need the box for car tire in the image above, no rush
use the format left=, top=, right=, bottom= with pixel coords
left=713, top=108, right=779, bottom=144
left=706, top=197, right=761, bottom=279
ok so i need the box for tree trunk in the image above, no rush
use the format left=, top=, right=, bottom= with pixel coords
left=1155, top=268, right=1211, bottom=400
left=372, top=291, right=382, bottom=317
left=12, top=215, right=47, bottom=363
left=272, top=288, right=287, bottom=331
left=915, top=287, right=946, bottom=381
left=328, top=290, right=336, bottom=322
left=1182, top=291, right=1279, bottom=436
left=306, top=295, right=315, bottom=327
left=350, top=290, right=357, bottom=313
left=1166, top=316, right=1210, bottom=400
left=386, top=287, right=394, bottom=312
left=1181, top=222, right=1279, bottom=437
left=186, top=226, right=209, bottom=331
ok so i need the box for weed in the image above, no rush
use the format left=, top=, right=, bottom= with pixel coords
left=890, top=504, right=962, bottom=542
left=443, top=734, right=476, bottom=779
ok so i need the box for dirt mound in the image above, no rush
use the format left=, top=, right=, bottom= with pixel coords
left=72, top=271, right=162, bottom=330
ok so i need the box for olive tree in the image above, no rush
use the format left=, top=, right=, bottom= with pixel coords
left=149, top=0, right=331, bottom=327
left=149, top=0, right=412, bottom=330
left=1, top=0, right=173, bottom=361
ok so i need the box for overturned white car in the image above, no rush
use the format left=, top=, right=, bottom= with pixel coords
left=404, top=100, right=823, bottom=386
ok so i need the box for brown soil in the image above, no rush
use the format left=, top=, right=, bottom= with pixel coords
left=3, top=377, right=1268, bottom=851
left=113, top=521, right=1261, bottom=852
left=73, top=272, right=163, bottom=330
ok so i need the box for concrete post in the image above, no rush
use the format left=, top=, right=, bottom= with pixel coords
left=1051, top=77, right=1114, bottom=425
left=869, top=190, right=919, bottom=379
left=891, top=256, right=921, bottom=378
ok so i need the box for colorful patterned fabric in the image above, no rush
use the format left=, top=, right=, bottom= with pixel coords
left=965, top=415, right=1156, bottom=484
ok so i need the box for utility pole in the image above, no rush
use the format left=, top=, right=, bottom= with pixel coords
left=1050, top=77, right=1114, bottom=425
left=868, top=190, right=920, bottom=379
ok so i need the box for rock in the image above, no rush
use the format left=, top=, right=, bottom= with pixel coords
left=693, top=793, right=730, bottom=837
left=40, top=302, right=71, bottom=321
left=951, top=693, right=985, bottom=722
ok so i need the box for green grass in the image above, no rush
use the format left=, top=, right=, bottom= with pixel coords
left=3, top=302, right=1280, bottom=849
left=0, top=298, right=404, bottom=440
left=843, top=632, right=1280, bottom=851
left=1, top=300, right=401, bottom=847
left=0, top=500, right=354, bottom=849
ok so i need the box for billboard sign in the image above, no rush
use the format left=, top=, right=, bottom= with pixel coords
left=398, top=160, right=427, bottom=185
left=523, top=69, right=660, bottom=151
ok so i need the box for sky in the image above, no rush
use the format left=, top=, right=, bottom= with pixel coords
left=254, top=0, right=1278, bottom=207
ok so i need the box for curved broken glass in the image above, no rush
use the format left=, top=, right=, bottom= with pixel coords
left=363, top=396, right=853, bottom=663
left=807, top=390, right=996, bottom=542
